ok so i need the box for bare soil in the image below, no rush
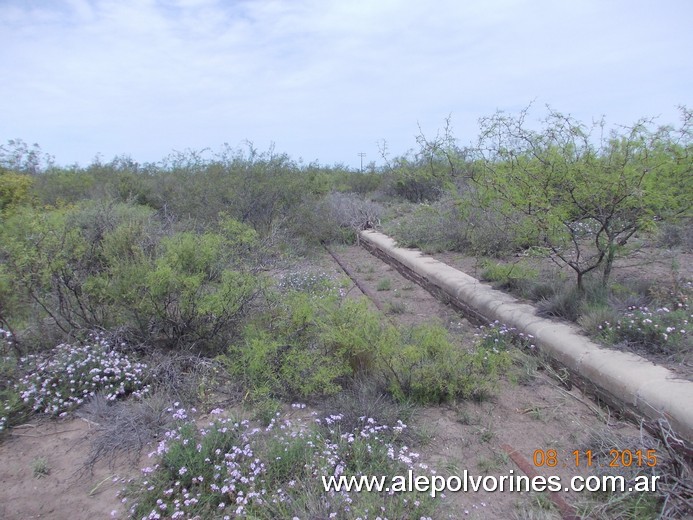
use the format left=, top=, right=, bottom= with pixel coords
left=0, top=417, right=137, bottom=520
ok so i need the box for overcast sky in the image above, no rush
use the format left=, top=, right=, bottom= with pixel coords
left=1, top=0, right=691, bottom=169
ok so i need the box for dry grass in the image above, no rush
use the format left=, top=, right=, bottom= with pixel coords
left=79, top=393, right=173, bottom=469
left=575, top=419, right=692, bottom=519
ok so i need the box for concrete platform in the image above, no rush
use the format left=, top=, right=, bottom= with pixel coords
left=359, top=230, right=693, bottom=445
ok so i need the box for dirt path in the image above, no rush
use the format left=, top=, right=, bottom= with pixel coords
left=326, top=244, right=661, bottom=519
left=0, top=418, right=136, bottom=520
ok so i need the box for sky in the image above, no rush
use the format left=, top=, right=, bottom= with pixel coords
left=1, top=0, right=691, bottom=170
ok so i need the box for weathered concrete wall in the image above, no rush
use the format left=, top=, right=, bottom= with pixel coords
left=359, top=230, right=693, bottom=446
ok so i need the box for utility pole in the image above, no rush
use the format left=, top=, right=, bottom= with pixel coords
left=357, top=152, right=366, bottom=173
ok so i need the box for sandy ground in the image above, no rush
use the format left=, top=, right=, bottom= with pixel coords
left=0, top=417, right=138, bottom=520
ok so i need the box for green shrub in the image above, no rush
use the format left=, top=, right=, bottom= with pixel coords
left=480, top=260, right=538, bottom=294
left=385, top=192, right=537, bottom=256
left=0, top=203, right=260, bottom=354
left=285, top=198, right=355, bottom=248
left=656, top=220, right=693, bottom=251
left=384, top=157, right=444, bottom=202
left=376, top=278, right=392, bottom=291
left=319, top=296, right=396, bottom=374
left=465, top=202, right=537, bottom=257
left=223, top=293, right=356, bottom=400
left=229, top=331, right=352, bottom=400
left=31, top=168, right=98, bottom=206
left=382, top=324, right=512, bottom=403
left=387, top=196, right=468, bottom=253
left=0, top=203, right=157, bottom=334
left=224, top=293, right=511, bottom=406
left=387, top=301, right=406, bottom=314
left=0, top=171, right=33, bottom=215
left=118, top=234, right=259, bottom=352
left=333, top=169, right=383, bottom=194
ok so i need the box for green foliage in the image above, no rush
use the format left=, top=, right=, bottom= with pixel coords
left=481, top=260, right=538, bottom=294
left=105, top=228, right=259, bottom=353
left=383, top=324, right=512, bottom=403
left=387, top=196, right=469, bottom=253
left=31, top=168, right=97, bottom=206
left=0, top=202, right=260, bottom=354
left=657, top=220, right=693, bottom=251
left=224, top=293, right=364, bottom=400
left=386, top=301, right=406, bottom=314
left=382, top=118, right=467, bottom=203
left=285, top=198, right=355, bottom=248
left=232, top=330, right=352, bottom=400
left=376, top=278, right=392, bottom=291
left=1, top=205, right=91, bottom=332
left=0, top=171, right=34, bottom=215
left=384, top=155, right=445, bottom=202
left=0, top=202, right=163, bottom=334
left=224, top=290, right=510, bottom=405
left=474, top=106, right=692, bottom=290
left=31, top=457, right=51, bottom=478
left=318, top=296, right=394, bottom=374
left=332, top=169, right=383, bottom=194
left=149, top=145, right=329, bottom=233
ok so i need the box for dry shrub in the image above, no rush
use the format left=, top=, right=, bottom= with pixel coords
left=80, top=393, right=173, bottom=468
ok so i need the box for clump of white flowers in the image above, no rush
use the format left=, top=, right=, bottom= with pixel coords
left=17, top=333, right=150, bottom=416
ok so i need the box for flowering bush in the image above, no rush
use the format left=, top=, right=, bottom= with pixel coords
left=15, top=334, right=150, bottom=416
left=277, top=270, right=346, bottom=296
left=1, top=327, right=24, bottom=433
left=0, top=327, right=15, bottom=351
left=597, top=305, right=690, bottom=353
left=127, top=407, right=438, bottom=520
left=475, top=321, right=536, bottom=352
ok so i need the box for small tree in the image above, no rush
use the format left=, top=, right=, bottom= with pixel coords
left=0, top=139, right=53, bottom=175
left=474, top=106, right=691, bottom=291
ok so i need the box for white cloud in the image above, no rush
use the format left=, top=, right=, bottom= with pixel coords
left=0, top=0, right=690, bottom=167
